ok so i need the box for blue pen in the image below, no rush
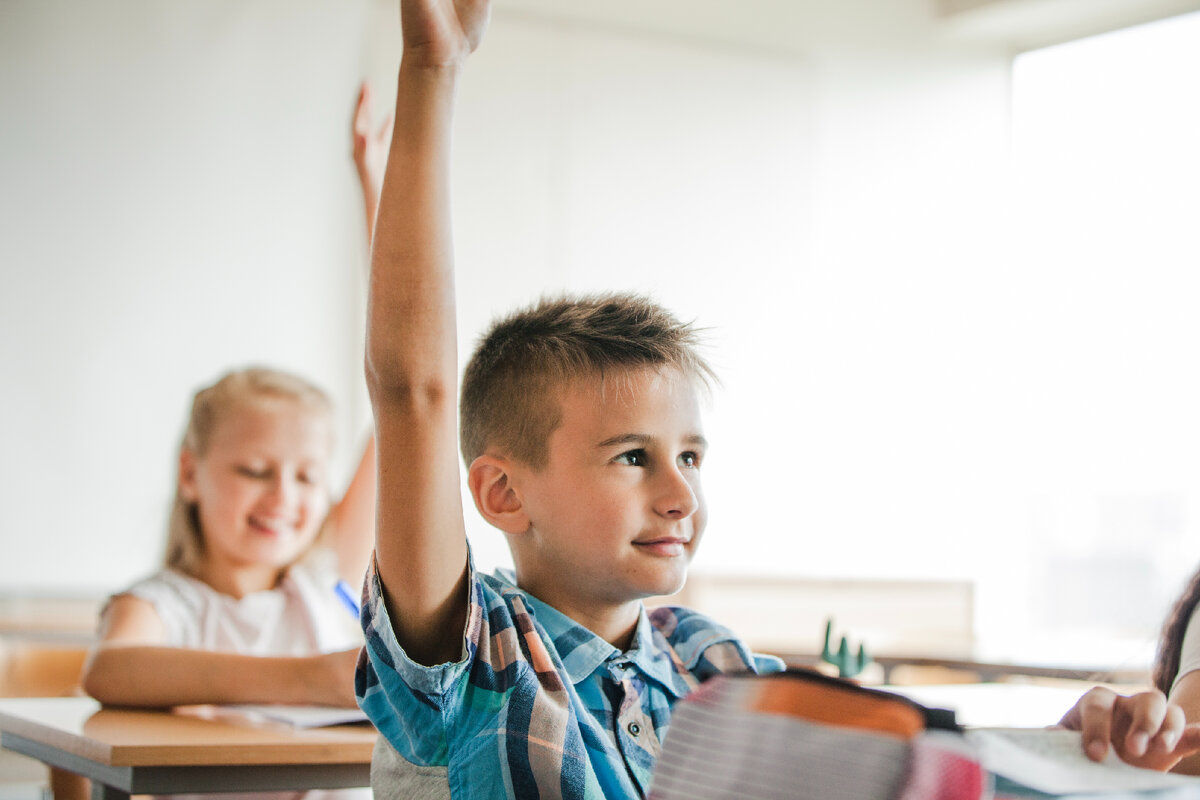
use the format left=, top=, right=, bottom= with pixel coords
left=334, top=579, right=361, bottom=618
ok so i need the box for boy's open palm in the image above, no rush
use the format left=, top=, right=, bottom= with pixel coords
left=400, top=0, right=490, bottom=66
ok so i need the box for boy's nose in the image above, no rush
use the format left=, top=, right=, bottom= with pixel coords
left=654, top=467, right=699, bottom=519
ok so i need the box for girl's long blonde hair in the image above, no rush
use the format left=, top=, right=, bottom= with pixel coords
left=164, top=367, right=334, bottom=578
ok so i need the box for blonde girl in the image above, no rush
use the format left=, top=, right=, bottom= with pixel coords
left=82, top=84, right=389, bottom=710
left=83, top=367, right=375, bottom=708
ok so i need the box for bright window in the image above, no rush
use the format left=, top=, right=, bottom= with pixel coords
left=1002, top=10, right=1200, bottom=666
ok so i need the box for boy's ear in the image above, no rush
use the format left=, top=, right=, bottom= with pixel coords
left=467, top=455, right=530, bottom=535
left=178, top=449, right=198, bottom=502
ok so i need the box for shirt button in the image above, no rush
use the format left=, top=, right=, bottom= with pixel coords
left=627, top=722, right=642, bottom=737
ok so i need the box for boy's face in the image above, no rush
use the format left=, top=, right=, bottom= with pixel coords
left=511, top=366, right=707, bottom=616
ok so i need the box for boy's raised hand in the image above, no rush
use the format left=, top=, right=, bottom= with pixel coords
left=399, top=0, right=491, bottom=67
left=1058, top=686, right=1200, bottom=771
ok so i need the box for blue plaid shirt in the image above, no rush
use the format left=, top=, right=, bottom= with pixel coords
left=356, top=555, right=782, bottom=800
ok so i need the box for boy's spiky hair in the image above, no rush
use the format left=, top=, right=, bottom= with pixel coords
left=459, top=292, right=715, bottom=469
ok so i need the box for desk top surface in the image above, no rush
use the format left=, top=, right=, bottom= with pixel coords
left=0, top=697, right=376, bottom=767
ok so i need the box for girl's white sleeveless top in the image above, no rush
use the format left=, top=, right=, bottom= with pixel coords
left=104, top=551, right=368, bottom=800
left=111, top=549, right=361, bottom=655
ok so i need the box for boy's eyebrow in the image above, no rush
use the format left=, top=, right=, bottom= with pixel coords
left=594, top=433, right=709, bottom=449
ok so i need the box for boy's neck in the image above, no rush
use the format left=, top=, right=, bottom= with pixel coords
left=517, top=577, right=642, bottom=651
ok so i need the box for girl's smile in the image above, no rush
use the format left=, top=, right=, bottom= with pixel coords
left=179, top=396, right=332, bottom=596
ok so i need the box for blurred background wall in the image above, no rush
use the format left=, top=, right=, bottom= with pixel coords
left=3, top=0, right=1200, bottom=667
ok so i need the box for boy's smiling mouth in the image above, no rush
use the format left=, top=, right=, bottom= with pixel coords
left=632, top=536, right=689, bottom=557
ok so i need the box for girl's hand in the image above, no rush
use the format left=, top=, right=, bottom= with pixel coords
left=352, top=83, right=393, bottom=197
left=1058, top=686, right=1200, bottom=771
left=400, top=0, right=491, bottom=67
left=308, top=648, right=364, bottom=708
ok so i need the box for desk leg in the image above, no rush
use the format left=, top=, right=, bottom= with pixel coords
left=90, top=783, right=129, bottom=800
left=50, top=768, right=90, bottom=800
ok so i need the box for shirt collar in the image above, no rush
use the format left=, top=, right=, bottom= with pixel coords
left=490, top=569, right=693, bottom=696
left=631, top=613, right=698, bottom=699
left=491, top=569, right=616, bottom=683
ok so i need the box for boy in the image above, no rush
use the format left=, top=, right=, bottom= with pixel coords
left=356, top=1, right=1200, bottom=797
left=355, top=2, right=776, bottom=797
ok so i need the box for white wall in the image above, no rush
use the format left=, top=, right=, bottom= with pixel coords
left=1, top=0, right=371, bottom=592
left=0, top=0, right=1013, bottom=627
left=10, top=0, right=1168, bottom=665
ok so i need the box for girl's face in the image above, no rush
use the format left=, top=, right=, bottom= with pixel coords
left=180, top=397, right=333, bottom=582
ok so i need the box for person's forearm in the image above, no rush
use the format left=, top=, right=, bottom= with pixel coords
left=364, top=55, right=472, bottom=667
left=82, top=646, right=333, bottom=708
left=358, top=164, right=381, bottom=246
left=332, top=435, right=377, bottom=586
left=366, top=63, right=461, bottom=391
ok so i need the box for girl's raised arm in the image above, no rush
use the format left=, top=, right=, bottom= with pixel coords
left=326, top=90, right=390, bottom=589
left=327, top=435, right=377, bottom=587
left=352, top=81, right=393, bottom=247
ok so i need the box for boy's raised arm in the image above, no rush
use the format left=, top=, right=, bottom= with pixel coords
left=365, top=0, right=490, bottom=666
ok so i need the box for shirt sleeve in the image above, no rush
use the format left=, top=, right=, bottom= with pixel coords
left=114, top=571, right=203, bottom=648
left=355, top=554, right=482, bottom=768
left=752, top=653, right=787, bottom=674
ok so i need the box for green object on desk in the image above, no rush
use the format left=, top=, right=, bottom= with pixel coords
left=821, top=618, right=871, bottom=678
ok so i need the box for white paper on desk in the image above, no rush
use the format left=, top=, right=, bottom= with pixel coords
left=969, top=728, right=1200, bottom=795
left=223, top=704, right=370, bottom=729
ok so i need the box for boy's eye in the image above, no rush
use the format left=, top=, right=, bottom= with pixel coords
left=614, top=449, right=647, bottom=467
left=678, top=451, right=701, bottom=469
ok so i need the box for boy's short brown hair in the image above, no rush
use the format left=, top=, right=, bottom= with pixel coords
left=459, top=292, right=715, bottom=469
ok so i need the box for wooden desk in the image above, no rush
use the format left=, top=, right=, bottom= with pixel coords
left=0, top=697, right=376, bottom=800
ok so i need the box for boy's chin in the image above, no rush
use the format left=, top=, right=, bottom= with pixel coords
left=636, top=569, right=690, bottom=601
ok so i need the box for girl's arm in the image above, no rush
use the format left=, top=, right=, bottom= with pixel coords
left=81, top=595, right=359, bottom=708
left=352, top=81, right=393, bottom=247
left=325, top=86, right=392, bottom=589
left=327, top=435, right=377, bottom=587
